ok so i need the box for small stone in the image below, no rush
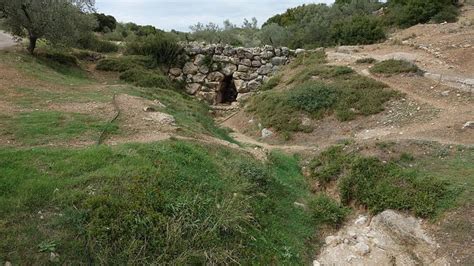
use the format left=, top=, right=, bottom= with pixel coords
left=462, top=121, right=474, bottom=129
left=325, top=236, right=341, bottom=246
left=355, top=215, right=368, bottom=226
left=143, top=106, right=157, bottom=112
left=261, top=128, right=273, bottom=138
left=183, top=62, right=198, bottom=75
left=169, top=68, right=182, bottom=76
left=354, top=242, right=370, bottom=256
left=5, top=261, right=12, bottom=266
left=313, top=260, right=321, bottom=266
left=441, top=90, right=450, bottom=96
left=49, top=252, right=60, bottom=263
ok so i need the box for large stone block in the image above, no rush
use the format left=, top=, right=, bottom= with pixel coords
left=183, top=62, right=198, bottom=75
left=194, top=54, right=207, bottom=66
left=234, top=80, right=249, bottom=93
left=169, top=68, right=182, bottom=76
left=192, top=73, right=206, bottom=83
left=257, top=64, right=273, bottom=75
left=186, top=83, right=201, bottom=95
left=208, top=71, right=225, bottom=82
left=222, top=64, right=237, bottom=76
left=271, top=57, right=287, bottom=66
left=197, top=91, right=217, bottom=105
left=248, top=80, right=262, bottom=91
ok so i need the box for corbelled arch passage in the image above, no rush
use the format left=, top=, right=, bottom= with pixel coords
left=168, top=43, right=299, bottom=105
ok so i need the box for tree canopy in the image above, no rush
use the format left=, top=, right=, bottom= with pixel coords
left=0, top=0, right=96, bottom=53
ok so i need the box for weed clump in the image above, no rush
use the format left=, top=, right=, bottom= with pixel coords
left=119, top=68, right=171, bottom=88
left=370, top=59, right=421, bottom=75
left=309, top=194, right=350, bottom=227
left=38, top=51, right=78, bottom=66
left=355, top=57, right=376, bottom=64
left=96, top=56, right=152, bottom=72
left=310, top=146, right=457, bottom=218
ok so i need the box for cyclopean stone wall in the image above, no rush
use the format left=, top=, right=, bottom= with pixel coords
left=168, top=43, right=300, bottom=105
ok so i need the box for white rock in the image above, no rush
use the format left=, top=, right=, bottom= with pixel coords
left=261, top=128, right=273, bottom=138
left=312, top=260, right=321, bottom=266
left=462, top=121, right=474, bottom=129
left=355, top=215, right=368, bottom=226
left=185, top=83, right=201, bottom=95
left=354, top=242, right=370, bottom=256
left=183, top=62, right=198, bottom=75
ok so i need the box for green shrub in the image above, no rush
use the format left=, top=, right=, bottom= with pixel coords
left=355, top=57, right=376, bottom=64
left=248, top=64, right=394, bottom=133
left=96, top=56, right=152, bottom=72
left=287, top=82, right=337, bottom=115
left=260, top=74, right=282, bottom=91
left=72, top=50, right=104, bottom=62
left=386, top=0, right=459, bottom=28
left=126, top=34, right=185, bottom=68
left=77, top=33, right=119, bottom=53
left=309, top=194, right=350, bottom=227
left=432, top=5, right=459, bottom=23
left=332, top=15, right=386, bottom=45
left=39, top=51, right=78, bottom=66
left=370, top=59, right=421, bottom=75
left=309, top=146, right=349, bottom=185
left=119, top=68, right=172, bottom=88
left=339, top=157, right=455, bottom=217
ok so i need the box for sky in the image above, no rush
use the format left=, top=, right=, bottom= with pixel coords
left=95, top=0, right=334, bottom=32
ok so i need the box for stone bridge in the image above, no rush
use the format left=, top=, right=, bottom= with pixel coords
left=168, top=43, right=299, bottom=105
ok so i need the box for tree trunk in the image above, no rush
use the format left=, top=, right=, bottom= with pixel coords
left=27, top=35, right=37, bottom=55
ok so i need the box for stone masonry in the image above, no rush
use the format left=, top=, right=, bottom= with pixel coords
left=168, top=42, right=299, bottom=105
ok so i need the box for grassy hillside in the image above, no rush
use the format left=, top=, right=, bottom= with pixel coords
left=0, top=140, right=347, bottom=264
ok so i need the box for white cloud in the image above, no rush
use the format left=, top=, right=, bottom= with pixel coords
left=95, top=0, right=334, bottom=31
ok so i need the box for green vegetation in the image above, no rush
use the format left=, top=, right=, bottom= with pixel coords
left=0, top=51, right=92, bottom=86
left=370, top=59, right=421, bottom=75
left=119, top=68, right=172, bottom=88
left=0, top=141, right=346, bottom=264
left=77, top=33, right=120, bottom=53
left=355, top=57, right=377, bottom=64
left=96, top=56, right=152, bottom=72
left=260, top=74, right=282, bottom=91
left=247, top=53, right=396, bottom=133
left=386, top=0, right=460, bottom=28
left=309, top=145, right=462, bottom=218
left=126, top=34, right=185, bottom=68
left=309, top=194, right=350, bottom=227
left=1, top=111, right=116, bottom=145
left=0, top=0, right=96, bottom=54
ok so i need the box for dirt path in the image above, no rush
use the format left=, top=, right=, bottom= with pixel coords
left=0, top=31, right=15, bottom=50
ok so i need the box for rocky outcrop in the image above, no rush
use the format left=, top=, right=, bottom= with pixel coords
left=314, top=210, right=448, bottom=266
left=169, top=43, right=298, bottom=105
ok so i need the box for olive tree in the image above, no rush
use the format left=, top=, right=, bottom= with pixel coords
left=0, top=0, right=96, bottom=54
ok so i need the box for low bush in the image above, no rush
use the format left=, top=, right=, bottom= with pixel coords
left=119, top=68, right=172, bottom=88
left=371, top=59, right=421, bottom=75
left=72, top=50, right=104, bottom=62
left=96, top=56, right=152, bottom=72
left=260, top=74, right=282, bottom=91
left=310, top=146, right=458, bottom=218
left=38, top=51, right=78, bottom=66
left=355, top=57, right=376, bottom=64
left=77, top=33, right=120, bottom=53
left=248, top=64, right=395, bottom=133
left=309, top=146, right=349, bottom=186
left=126, top=33, right=185, bottom=68
left=432, top=5, right=459, bottom=23
left=332, top=15, right=386, bottom=45
left=309, top=194, right=350, bottom=227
